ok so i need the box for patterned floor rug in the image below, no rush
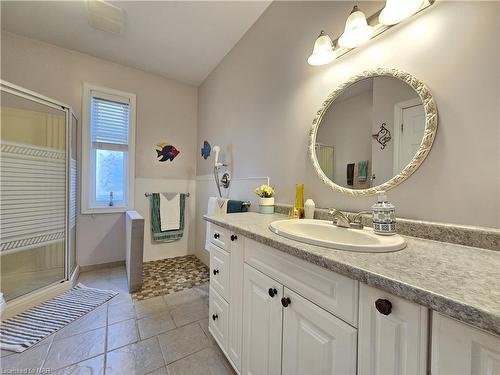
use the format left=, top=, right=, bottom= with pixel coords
left=0, top=284, right=117, bottom=352
left=132, top=255, right=209, bottom=301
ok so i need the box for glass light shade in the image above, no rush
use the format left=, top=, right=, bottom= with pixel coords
left=379, top=0, right=424, bottom=25
left=307, top=31, right=336, bottom=66
left=338, top=6, right=374, bottom=49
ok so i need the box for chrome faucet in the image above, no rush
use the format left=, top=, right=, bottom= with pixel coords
left=328, top=209, right=351, bottom=228
left=350, top=211, right=371, bottom=229
left=328, top=209, right=371, bottom=229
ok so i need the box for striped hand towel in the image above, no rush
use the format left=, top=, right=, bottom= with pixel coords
left=151, top=193, right=185, bottom=242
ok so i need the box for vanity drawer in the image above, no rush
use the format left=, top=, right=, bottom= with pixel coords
left=209, top=286, right=229, bottom=352
left=208, top=223, right=230, bottom=251
left=209, top=242, right=230, bottom=300
left=245, top=238, right=359, bottom=327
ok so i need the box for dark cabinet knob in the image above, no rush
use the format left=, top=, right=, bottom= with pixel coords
left=375, top=299, right=392, bottom=315
left=230, top=234, right=238, bottom=241
left=281, top=297, right=291, bottom=307
left=213, top=269, right=219, bottom=275
left=212, top=313, right=218, bottom=321
left=213, top=233, right=220, bottom=239
left=268, top=288, right=277, bottom=298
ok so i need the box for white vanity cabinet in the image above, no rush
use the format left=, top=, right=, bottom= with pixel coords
left=358, top=283, right=429, bottom=375
left=431, top=312, right=500, bottom=375
left=206, top=225, right=244, bottom=373
left=242, top=263, right=357, bottom=375
left=242, top=238, right=358, bottom=375
left=242, top=264, right=283, bottom=375
left=206, top=222, right=497, bottom=375
left=281, top=288, right=357, bottom=375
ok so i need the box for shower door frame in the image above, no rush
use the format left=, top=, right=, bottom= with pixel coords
left=1, top=80, right=76, bottom=297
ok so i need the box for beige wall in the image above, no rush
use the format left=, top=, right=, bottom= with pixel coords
left=318, top=88, right=373, bottom=187
left=371, top=76, right=419, bottom=183
left=1, top=32, right=198, bottom=266
left=197, top=0, right=500, bottom=242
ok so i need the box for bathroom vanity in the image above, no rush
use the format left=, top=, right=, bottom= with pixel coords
left=204, top=213, right=500, bottom=375
left=204, top=67, right=499, bottom=375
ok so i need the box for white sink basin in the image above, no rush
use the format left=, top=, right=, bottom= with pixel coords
left=269, top=219, right=406, bottom=253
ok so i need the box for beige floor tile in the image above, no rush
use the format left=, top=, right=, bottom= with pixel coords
left=0, top=349, right=15, bottom=358
left=147, top=366, right=170, bottom=375
left=109, top=266, right=127, bottom=280
left=109, top=277, right=129, bottom=293
left=134, top=296, right=168, bottom=318
left=197, top=318, right=216, bottom=345
left=163, top=288, right=207, bottom=310
left=109, top=291, right=133, bottom=306
left=137, top=311, right=176, bottom=339
left=51, top=354, right=104, bottom=375
left=32, top=333, right=55, bottom=348
left=157, top=322, right=211, bottom=364
left=43, top=328, right=105, bottom=371
left=166, top=347, right=231, bottom=375
left=54, top=303, right=107, bottom=341
left=0, top=342, right=51, bottom=372
left=106, top=337, right=165, bottom=375
left=107, top=318, right=139, bottom=351
left=169, top=300, right=208, bottom=327
left=108, top=301, right=136, bottom=324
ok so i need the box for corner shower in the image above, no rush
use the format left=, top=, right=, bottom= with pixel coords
left=0, top=81, right=77, bottom=306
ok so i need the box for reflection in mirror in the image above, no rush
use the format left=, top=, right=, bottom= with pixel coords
left=315, top=76, right=424, bottom=189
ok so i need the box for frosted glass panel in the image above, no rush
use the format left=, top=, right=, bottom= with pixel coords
left=95, top=149, right=125, bottom=202
left=0, top=90, right=67, bottom=301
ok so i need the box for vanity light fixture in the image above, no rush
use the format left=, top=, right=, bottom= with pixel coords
left=338, top=6, right=374, bottom=49
left=379, top=0, right=425, bottom=26
left=307, top=31, right=337, bottom=66
left=308, top=0, right=435, bottom=66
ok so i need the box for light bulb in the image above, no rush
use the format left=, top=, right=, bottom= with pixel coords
left=379, top=0, right=424, bottom=26
left=307, top=31, right=337, bottom=66
left=338, top=5, right=374, bottom=49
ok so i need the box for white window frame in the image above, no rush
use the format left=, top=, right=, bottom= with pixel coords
left=81, top=82, right=136, bottom=214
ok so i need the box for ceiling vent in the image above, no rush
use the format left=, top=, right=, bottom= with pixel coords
left=86, top=0, right=123, bottom=35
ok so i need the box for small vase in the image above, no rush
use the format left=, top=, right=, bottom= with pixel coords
left=259, top=197, right=275, bottom=214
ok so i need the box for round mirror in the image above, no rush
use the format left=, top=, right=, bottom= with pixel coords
left=309, top=68, right=437, bottom=196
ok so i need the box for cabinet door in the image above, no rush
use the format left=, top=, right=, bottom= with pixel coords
left=282, top=288, right=357, bottom=375
left=228, top=234, right=244, bottom=371
left=242, top=264, right=283, bottom=375
left=358, top=283, right=428, bottom=375
left=431, top=312, right=500, bottom=375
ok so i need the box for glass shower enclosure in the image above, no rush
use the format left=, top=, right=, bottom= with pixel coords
left=0, top=81, right=77, bottom=302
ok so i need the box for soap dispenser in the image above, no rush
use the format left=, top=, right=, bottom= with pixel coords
left=372, top=191, right=396, bottom=235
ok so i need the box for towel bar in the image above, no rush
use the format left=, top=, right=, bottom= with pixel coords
left=144, top=192, right=190, bottom=198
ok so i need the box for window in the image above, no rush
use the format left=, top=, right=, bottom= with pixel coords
left=82, top=83, right=135, bottom=213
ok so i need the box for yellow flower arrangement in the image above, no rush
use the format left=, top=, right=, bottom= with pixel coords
left=255, top=184, right=275, bottom=198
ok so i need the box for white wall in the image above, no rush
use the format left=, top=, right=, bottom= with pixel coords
left=1, top=32, right=198, bottom=267
left=197, top=0, right=500, bottom=247
left=194, top=175, right=268, bottom=264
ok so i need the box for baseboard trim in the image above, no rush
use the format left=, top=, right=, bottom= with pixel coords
left=80, top=260, right=125, bottom=272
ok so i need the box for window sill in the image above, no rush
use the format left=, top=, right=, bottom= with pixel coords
left=81, top=207, right=130, bottom=215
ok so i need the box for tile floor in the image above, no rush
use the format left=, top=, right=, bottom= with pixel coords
left=0, top=265, right=235, bottom=375
left=132, top=255, right=209, bottom=301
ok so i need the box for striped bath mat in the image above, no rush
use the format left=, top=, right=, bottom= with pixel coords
left=0, top=283, right=117, bottom=352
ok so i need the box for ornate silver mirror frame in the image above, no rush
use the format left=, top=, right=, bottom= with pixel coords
left=308, top=68, right=438, bottom=196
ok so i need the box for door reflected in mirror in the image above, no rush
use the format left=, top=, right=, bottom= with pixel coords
left=315, top=76, right=425, bottom=190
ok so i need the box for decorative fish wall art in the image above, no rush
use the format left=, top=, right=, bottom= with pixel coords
left=156, top=143, right=180, bottom=162
left=201, top=141, right=211, bottom=159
